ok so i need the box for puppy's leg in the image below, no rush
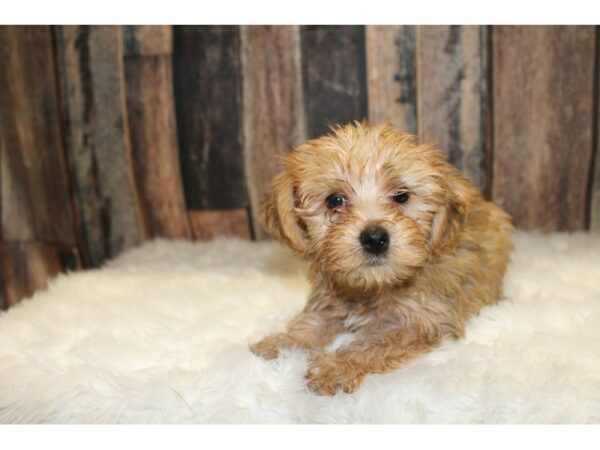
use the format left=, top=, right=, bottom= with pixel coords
left=306, top=327, right=441, bottom=395
left=251, top=312, right=341, bottom=360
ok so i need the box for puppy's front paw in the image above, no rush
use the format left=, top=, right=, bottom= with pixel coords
left=306, top=353, right=365, bottom=395
left=250, top=333, right=290, bottom=360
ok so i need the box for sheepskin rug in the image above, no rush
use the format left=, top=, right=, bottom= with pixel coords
left=1, top=232, right=599, bottom=423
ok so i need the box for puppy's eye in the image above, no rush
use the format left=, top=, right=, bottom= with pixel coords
left=391, top=191, right=409, bottom=204
left=326, top=193, right=346, bottom=209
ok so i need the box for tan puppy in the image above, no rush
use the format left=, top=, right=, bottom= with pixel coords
left=251, top=122, right=513, bottom=395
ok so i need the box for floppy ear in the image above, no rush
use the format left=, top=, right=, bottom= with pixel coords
left=259, top=172, right=307, bottom=255
left=429, top=170, right=472, bottom=254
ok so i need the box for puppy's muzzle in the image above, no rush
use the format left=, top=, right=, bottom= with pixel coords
left=359, top=226, right=389, bottom=255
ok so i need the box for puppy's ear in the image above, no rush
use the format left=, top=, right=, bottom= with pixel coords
left=259, top=172, right=307, bottom=254
left=430, top=169, right=473, bottom=254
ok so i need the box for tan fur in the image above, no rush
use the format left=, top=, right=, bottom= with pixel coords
left=251, top=122, right=514, bottom=395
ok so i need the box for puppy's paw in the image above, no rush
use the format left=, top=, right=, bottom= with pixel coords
left=250, top=333, right=290, bottom=360
left=306, top=353, right=365, bottom=395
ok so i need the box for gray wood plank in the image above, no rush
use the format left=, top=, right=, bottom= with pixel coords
left=56, top=25, right=145, bottom=265
left=301, top=25, right=367, bottom=138
left=366, top=25, right=418, bottom=134
left=417, top=25, right=488, bottom=188
left=172, top=25, right=248, bottom=211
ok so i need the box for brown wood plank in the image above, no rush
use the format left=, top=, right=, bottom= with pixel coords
left=0, top=257, right=5, bottom=309
left=172, top=26, right=248, bottom=211
left=123, top=25, right=172, bottom=56
left=124, top=52, right=191, bottom=239
left=0, top=248, right=8, bottom=311
left=593, top=117, right=600, bottom=231
left=301, top=25, right=367, bottom=138
left=0, top=126, right=36, bottom=242
left=592, top=28, right=600, bottom=232
left=0, top=26, right=77, bottom=245
left=493, top=26, right=595, bottom=231
left=240, top=26, right=305, bottom=239
left=0, top=241, right=81, bottom=308
left=417, top=25, right=488, bottom=188
left=55, top=25, right=145, bottom=266
left=365, top=25, right=418, bottom=134
left=188, top=209, right=251, bottom=241
left=593, top=151, right=600, bottom=230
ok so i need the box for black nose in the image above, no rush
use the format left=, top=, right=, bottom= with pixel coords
left=359, top=226, right=389, bottom=255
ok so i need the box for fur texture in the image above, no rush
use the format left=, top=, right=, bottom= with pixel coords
left=0, top=233, right=599, bottom=423
left=252, top=123, right=514, bottom=394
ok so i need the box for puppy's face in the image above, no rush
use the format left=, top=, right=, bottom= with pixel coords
left=261, top=123, right=475, bottom=292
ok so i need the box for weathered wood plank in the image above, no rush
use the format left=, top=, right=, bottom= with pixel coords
left=240, top=26, right=305, bottom=239
left=592, top=155, right=600, bottom=231
left=493, top=26, right=595, bottom=231
left=123, top=25, right=172, bottom=56
left=591, top=29, right=600, bottom=232
left=365, top=25, right=418, bottom=134
left=0, top=135, right=2, bottom=306
left=593, top=125, right=600, bottom=231
left=0, top=257, right=5, bottom=309
left=188, top=209, right=251, bottom=241
left=416, top=25, right=488, bottom=188
left=0, top=122, right=36, bottom=242
left=124, top=52, right=191, bottom=239
left=172, top=26, right=248, bottom=211
left=55, top=25, right=144, bottom=266
left=124, top=26, right=190, bottom=239
left=0, top=26, right=77, bottom=245
left=0, top=241, right=80, bottom=308
left=301, top=25, right=367, bottom=138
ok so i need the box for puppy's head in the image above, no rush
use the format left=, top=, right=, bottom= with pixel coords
left=261, top=122, right=477, bottom=291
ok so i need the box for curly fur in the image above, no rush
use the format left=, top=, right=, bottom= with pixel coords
left=252, top=122, right=514, bottom=395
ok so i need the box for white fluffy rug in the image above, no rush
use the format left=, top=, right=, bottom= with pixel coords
left=1, top=232, right=599, bottom=423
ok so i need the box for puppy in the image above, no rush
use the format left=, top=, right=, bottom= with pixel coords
left=251, top=122, right=513, bottom=395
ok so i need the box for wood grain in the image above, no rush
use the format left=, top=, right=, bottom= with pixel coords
left=55, top=25, right=144, bottom=266
left=301, top=26, right=367, bottom=138
left=0, top=26, right=77, bottom=245
left=125, top=53, right=191, bottom=239
left=593, top=153, right=600, bottom=231
left=493, top=26, right=595, bottom=231
left=591, top=30, right=600, bottom=232
left=417, top=25, right=488, bottom=188
left=172, top=26, right=248, bottom=211
left=0, top=241, right=80, bottom=308
left=188, top=209, right=251, bottom=241
left=0, top=260, right=4, bottom=310
left=240, top=26, right=305, bottom=239
left=123, top=25, right=172, bottom=56
left=366, top=26, right=418, bottom=134
left=593, top=124, right=600, bottom=231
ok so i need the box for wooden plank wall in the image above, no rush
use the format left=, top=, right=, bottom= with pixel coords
left=123, top=26, right=191, bottom=239
left=0, top=26, right=82, bottom=308
left=240, top=25, right=306, bottom=239
left=301, top=25, right=367, bottom=138
left=172, top=25, right=251, bottom=240
left=492, top=26, right=596, bottom=231
left=1, top=25, right=599, bottom=308
left=417, top=26, right=488, bottom=190
left=55, top=26, right=144, bottom=267
left=366, top=26, right=418, bottom=135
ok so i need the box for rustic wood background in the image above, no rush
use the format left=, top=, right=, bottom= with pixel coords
left=1, top=25, right=599, bottom=308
